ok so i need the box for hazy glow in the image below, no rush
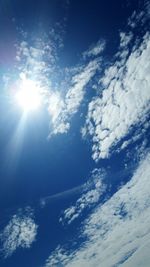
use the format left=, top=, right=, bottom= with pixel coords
left=16, top=79, right=42, bottom=112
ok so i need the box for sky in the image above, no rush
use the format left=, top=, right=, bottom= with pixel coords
left=0, top=0, right=150, bottom=267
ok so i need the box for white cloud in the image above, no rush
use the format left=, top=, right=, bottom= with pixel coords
left=127, top=1, right=150, bottom=29
left=0, top=208, right=38, bottom=258
left=119, top=32, right=133, bottom=48
left=16, top=40, right=55, bottom=88
left=83, top=40, right=105, bottom=59
left=49, top=59, right=100, bottom=135
left=59, top=169, right=106, bottom=225
left=44, top=152, right=150, bottom=267
left=66, top=60, right=99, bottom=113
left=48, top=92, right=65, bottom=124
left=82, top=32, right=150, bottom=160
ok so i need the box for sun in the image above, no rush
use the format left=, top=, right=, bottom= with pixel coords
left=16, top=78, right=42, bottom=112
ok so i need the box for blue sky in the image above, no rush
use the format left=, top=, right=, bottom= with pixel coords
left=0, top=1, right=150, bottom=267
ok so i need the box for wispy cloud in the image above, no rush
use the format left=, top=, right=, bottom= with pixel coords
left=83, top=40, right=105, bottom=59
left=127, top=0, right=150, bottom=29
left=119, top=31, right=133, bottom=48
left=15, top=37, right=57, bottom=86
left=44, top=152, right=150, bottom=267
left=0, top=208, right=38, bottom=258
left=59, top=169, right=106, bottom=225
left=48, top=59, right=100, bottom=135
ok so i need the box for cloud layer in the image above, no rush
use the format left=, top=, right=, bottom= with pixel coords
left=82, top=32, right=150, bottom=160
left=45, top=152, right=150, bottom=267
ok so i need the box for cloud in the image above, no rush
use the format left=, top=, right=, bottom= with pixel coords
left=122, top=241, right=150, bottom=267
left=119, top=31, right=133, bottom=48
left=127, top=0, right=150, bottom=29
left=15, top=39, right=56, bottom=88
left=48, top=59, right=100, bottom=135
left=82, top=32, right=150, bottom=161
left=59, top=169, right=106, bottom=225
left=83, top=40, right=105, bottom=59
left=44, top=152, right=150, bottom=267
left=0, top=208, right=38, bottom=258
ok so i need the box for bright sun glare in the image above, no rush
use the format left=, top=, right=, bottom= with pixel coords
left=16, top=78, right=42, bottom=112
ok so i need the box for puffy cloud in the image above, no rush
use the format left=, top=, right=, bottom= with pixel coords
left=44, top=152, right=150, bottom=267
left=82, top=32, right=150, bottom=160
left=0, top=208, right=38, bottom=258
